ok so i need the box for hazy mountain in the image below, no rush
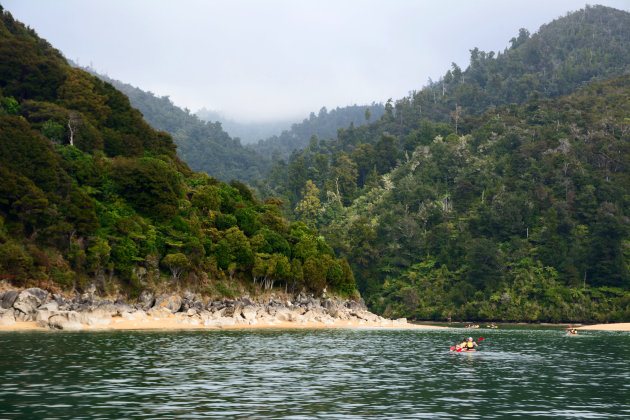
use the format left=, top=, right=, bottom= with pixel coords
left=195, top=108, right=295, bottom=145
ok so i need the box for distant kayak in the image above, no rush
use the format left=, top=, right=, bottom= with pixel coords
left=450, top=348, right=478, bottom=353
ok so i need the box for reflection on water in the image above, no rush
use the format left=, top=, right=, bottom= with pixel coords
left=1, top=328, right=629, bottom=418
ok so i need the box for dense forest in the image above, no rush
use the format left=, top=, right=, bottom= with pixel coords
left=0, top=7, right=357, bottom=301
left=83, top=72, right=269, bottom=183
left=88, top=72, right=384, bottom=183
left=1, top=4, right=629, bottom=323
left=261, top=5, right=630, bottom=322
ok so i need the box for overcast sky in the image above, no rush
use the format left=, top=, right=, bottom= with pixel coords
left=4, top=0, right=629, bottom=122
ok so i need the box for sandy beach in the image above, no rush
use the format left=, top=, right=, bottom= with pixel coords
left=577, top=323, right=630, bottom=331
left=0, top=315, right=444, bottom=332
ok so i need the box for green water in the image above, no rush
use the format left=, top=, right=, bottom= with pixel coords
left=1, top=328, right=628, bottom=418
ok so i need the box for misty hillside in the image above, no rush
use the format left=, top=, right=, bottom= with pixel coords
left=249, top=103, right=386, bottom=160
left=84, top=71, right=269, bottom=182
left=195, top=107, right=294, bottom=145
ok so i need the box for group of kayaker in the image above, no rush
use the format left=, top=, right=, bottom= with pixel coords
left=451, top=324, right=581, bottom=352
left=465, top=322, right=497, bottom=329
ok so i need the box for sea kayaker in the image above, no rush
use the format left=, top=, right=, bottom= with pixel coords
left=464, top=337, right=478, bottom=350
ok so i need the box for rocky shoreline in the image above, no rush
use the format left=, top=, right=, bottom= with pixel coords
left=0, top=287, right=411, bottom=331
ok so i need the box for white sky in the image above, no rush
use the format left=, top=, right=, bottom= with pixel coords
left=3, top=0, right=629, bottom=122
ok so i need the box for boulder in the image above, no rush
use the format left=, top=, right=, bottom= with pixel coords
left=79, top=307, right=113, bottom=326
left=114, top=301, right=134, bottom=315
left=122, top=310, right=147, bottom=321
left=241, top=305, right=258, bottom=321
left=138, top=290, right=155, bottom=308
left=274, top=307, right=301, bottom=322
left=16, top=311, right=34, bottom=322
left=34, top=309, right=55, bottom=323
left=13, top=288, right=48, bottom=314
left=0, top=308, right=16, bottom=326
left=154, top=295, right=182, bottom=313
left=239, top=295, right=254, bottom=306
left=147, top=306, right=172, bottom=319
left=39, top=301, right=59, bottom=312
left=1, top=290, right=19, bottom=309
left=52, top=294, right=68, bottom=305
left=223, top=304, right=243, bottom=318
left=47, top=312, right=83, bottom=331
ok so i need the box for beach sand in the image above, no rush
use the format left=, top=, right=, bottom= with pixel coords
left=0, top=315, right=445, bottom=332
left=577, top=323, right=630, bottom=331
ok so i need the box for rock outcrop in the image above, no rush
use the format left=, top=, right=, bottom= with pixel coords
left=0, top=288, right=408, bottom=330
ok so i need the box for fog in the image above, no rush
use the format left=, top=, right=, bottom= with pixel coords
left=4, top=0, right=629, bottom=122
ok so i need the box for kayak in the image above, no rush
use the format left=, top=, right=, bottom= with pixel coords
left=450, top=348, right=478, bottom=353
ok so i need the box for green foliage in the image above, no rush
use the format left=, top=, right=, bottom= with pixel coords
left=0, top=96, right=19, bottom=114
left=0, top=8, right=357, bottom=300
left=85, top=71, right=265, bottom=182
left=161, top=252, right=188, bottom=282
left=0, top=241, right=33, bottom=285
left=111, top=157, right=182, bottom=220
left=41, top=119, right=65, bottom=143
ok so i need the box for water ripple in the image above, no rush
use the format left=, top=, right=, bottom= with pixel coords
left=0, top=328, right=629, bottom=418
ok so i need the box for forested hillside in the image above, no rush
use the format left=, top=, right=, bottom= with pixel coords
left=412, top=4, right=630, bottom=123
left=324, top=75, right=630, bottom=322
left=249, top=103, right=385, bottom=160
left=89, top=73, right=384, bottom=182
left=84, top=72, right=269, bottom=183
left=0, top=7, right=356, bottom=300
left=262, top=5, right=630, bottom=322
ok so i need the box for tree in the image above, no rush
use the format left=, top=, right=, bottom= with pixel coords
left=67, top=112, right=81, bottom=146
left=161, top=253, right=188, bottom=282
left=451, top=104, right=462, bottom=135
left=374, top=134, right=399, bottom=174
left=294, top=180, right=320, bottom=227
left=0, top=96, right=20, bottom=115
left=329, top=153, right=358, bottom=206
left=41, top=120, right=65, bottom=144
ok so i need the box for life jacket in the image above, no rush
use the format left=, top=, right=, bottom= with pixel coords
left=465, top=341, right=475, bottom=349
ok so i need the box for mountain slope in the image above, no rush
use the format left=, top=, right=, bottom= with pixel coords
left=264, top=5, right=630, bottom=211
left=0, top=7, right=356, bottom=300
left=322, top=73, right=630, bottom=322
left=85, top=72, right=269, bottom=183
left=258, top=5, right=630, bottom=322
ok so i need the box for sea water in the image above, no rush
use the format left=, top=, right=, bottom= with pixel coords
left=1, top=327, right=629, bottom=418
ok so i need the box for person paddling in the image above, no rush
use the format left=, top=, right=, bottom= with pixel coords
left=463, top=337, right=478, bottom=350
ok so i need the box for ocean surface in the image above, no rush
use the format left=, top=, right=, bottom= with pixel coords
left=1, top=326, right=629, bottom=418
